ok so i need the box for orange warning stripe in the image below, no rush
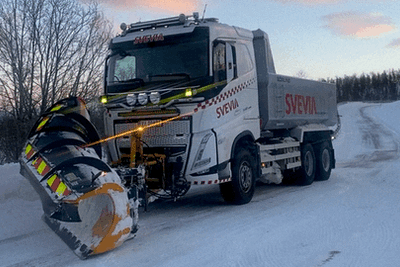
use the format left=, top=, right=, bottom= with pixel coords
left=47, top=174, right=71, bottom=197
left=36, top=117, right=49, bottom=131
left=25, top=144, right=35, bottom=160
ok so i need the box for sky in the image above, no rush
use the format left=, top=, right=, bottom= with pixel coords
left=96, top=0, right=400, bottom=80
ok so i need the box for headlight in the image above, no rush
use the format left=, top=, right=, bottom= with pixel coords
left=126, top=94, right=137, bottom=106
left=149, top=92, right=161, bottom=104
left=138, top=93, right=148, bottom=105
left=100, top=95, right=108, bottom=104
left=185, top=88, right=192, bottom=97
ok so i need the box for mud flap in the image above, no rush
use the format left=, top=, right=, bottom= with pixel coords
left=19, top=97, right=134, bottom=259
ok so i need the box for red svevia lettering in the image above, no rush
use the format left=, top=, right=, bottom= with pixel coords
left=291, top=94, right=296, bottom=114
left=285, top=93, right=291, bottom=115
left=304, top=96, right=310, bottom=114
left=134, top=34, right=164, bottom=45
left=285, top=93, right=317, bottom=115
left=298, top=95, right=303, bottom=114
left=216, top=107, right=221, bottom=118
left=216, top=99, right=239, bottom=118
left=311, top=97, right=317, bottom=114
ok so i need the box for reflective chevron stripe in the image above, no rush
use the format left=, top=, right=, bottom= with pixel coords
left=36, top=117, right=49, bottom=131
left=190, top=178, right=231, bottom=185
left=25, top=144, right=35, bottom=160
left=32, top=157, right=51, bottom=176
left=47, top=174, right=71, bottom=197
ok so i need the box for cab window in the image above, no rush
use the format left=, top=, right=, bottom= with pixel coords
left=213, top=41, right=237, bottom=83
left=235, top=44, right=253, bottom=76
left=213, top=42, right=226, bottom=82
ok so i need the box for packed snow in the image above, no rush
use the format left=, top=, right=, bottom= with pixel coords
left=1, top=101, right=400, bottom=266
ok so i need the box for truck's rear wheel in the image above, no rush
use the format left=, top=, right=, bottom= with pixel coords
left=314, top=140, right=333, bottom=181
left=296, top=143, right=316, bottom=186
left=220, top=149, right=256, bottom=204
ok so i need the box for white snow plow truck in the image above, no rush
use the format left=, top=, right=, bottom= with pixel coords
left=20, top=13, right=338, bottom=259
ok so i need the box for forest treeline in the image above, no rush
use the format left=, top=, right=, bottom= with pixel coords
left=324, top=69, right=400, bottom=103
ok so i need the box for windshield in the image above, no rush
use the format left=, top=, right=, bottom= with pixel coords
left=106, top=28, right=209, bottom=94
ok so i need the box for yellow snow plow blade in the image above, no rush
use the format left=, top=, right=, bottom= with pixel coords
left=44, top=183, right=133, bottom=258
left=75, top=183, right=132, bottom=255
left=19, top=97, right=136, bottom=259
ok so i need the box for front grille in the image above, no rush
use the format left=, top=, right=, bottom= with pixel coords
left=114, top=118, right=191, bottom=148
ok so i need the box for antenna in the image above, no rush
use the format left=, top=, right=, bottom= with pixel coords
left=201, top=4, right=207, bottom=21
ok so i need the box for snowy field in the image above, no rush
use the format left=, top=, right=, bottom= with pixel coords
left=1, top=101, right=400, bottom=267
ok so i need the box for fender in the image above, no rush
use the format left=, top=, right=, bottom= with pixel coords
left=290, top=124, right=332, bottom=143
left=229, top=130, right=260, bottom=177
left=230, top=130, right=256, bottom=160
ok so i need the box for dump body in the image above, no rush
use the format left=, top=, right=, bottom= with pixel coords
left=260, top=73, right=337, bottom=130
left=253, top=29, right=337, bottom=132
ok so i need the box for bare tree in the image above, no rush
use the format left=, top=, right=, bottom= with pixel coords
left=0, top=0, right=112, bottom=162
left=295, top=70, right=308, bottom=79
left=0, top=0, right=112, bottom=120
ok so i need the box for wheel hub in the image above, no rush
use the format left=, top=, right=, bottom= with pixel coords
left=239, top=161, right=252, bottom=193
left=322, top=149, right=330, bottom=172
left=304, top=151, right=314, bottom=176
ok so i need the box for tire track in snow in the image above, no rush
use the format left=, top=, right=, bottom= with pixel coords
left=7, top=249, right=74, bottom=267
left=314, top=250, right=341, bottom=267
left=0, top=229, right=48, bottom=245
left=0, top=228, right=76, bottom=267
left=333, top=103, right=400, bottom=266
left=338, top=105, right=399, bottom=168
left=133, top=184, right=313, bottom=267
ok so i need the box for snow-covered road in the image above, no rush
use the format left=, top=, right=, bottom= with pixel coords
left=1, top=101, right=400, bottom=267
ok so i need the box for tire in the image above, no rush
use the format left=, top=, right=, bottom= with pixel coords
left=296, top=143, right=316, bottom=186
left=314, top=140, right=333, bottom=181
left=220, top=149, right=256, bottom=204
left=282, top=169, right=297, bottom=185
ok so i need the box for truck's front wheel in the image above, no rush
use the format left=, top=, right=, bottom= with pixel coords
left=220, top=149, right=256, bottom=204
